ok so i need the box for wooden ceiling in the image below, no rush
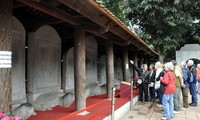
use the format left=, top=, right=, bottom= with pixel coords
left=13, top=0, right=158, bottom=59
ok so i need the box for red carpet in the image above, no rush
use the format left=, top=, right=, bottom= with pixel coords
left=28, top=89, right=139, bottom=120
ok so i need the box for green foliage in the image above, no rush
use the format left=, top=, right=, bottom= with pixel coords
left=131, top=0, right=200, bottom=58
left=193, top=35, right=200, bottom=42
left=102, top=0, right=200, bottom=60
left=101, top=0, right=131, bottom=26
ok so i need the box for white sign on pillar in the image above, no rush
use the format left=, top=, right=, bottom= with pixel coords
left=126, top=64, right=129, bottom=69
left=0, top=51, right=12, bottom=68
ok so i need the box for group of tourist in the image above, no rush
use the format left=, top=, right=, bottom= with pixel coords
left=134, top=59, right=200, bottom=120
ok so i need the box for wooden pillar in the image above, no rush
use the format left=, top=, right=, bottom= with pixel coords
left=144, top=56, right=148, bottom=64
left=133, top=53, right=138, bottom=77
left=0, top=0, right=13, bottom=114
left=74, top=27, right=86, bottom=111
left=139, top=55, right=143, bottom=68
left=106, top=40, right=114, bottom=98
left=123, top=47, right=129, bottom=82
left=147, top=57, right=151, bottom=67
left=144, top=57, right=149, bottom=71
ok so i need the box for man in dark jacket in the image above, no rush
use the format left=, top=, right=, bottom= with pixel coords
left=187, top=60, right=197, bottom=106
left=138, top=64, right=150, bottom=102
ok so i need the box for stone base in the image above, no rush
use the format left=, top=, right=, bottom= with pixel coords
left=12, top=98, right=27, bottom=110
left=87, top=83, right=101, bottom=95
left=27, top=90, right=64, bottom=111
left=99, top=83, right=106, bottom=94
left=60, top=92, right=75, bottom=107
left=13, top=103, right=37, bottom=120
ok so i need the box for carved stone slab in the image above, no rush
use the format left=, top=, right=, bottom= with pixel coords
left=62, top=47, right=74, bottom=92
left=11, top=16, right=26, bottom=108
left=27, top=25, right=62, bottom=110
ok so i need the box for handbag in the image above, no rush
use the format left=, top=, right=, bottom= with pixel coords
left=137, top=79, right=143, bottom=84
left=155, top=81, right=160, bottom=89
left=149, top=82, right=154, bottom=87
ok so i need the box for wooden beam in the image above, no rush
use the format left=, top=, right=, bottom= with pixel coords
left=17, top=0, right=80, bottom=26
left=81, top=22, right=106, bottom=34
left=86, top=29, right=108, bottom=40
left=23, top=17, right=64, bottom=29
left=85, top=29, right=129, bottom=46
left=128, top=47, right=137, bottom=51
left=130, top=39, right=141, bottom=48
left=58, top=0, right=132, bottom=44
left=32, top=0, right=42, bottom=2
left=13, top=2, right=26, bottom=9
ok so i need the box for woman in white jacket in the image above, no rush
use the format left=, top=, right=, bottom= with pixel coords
left=155, top=61, right=165, bottom=107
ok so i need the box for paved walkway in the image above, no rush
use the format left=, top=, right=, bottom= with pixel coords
left=121, top=94, right=200, bottom=120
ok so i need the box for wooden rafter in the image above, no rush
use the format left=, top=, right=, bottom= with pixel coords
left=17, top=0, right=80, bottom=26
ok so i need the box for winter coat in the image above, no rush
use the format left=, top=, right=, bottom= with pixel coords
left=161, top=70, right=176, bottom=94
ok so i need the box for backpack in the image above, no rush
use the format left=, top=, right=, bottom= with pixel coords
left=182, top=67, right=194, bottom=82
left=188, top=72, right=194, bottom=83
left=188, top=66, right=195, bottom=83
left=182, top=67, right=189, bottom=81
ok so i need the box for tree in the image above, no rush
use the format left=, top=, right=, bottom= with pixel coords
left=101, top=0, right=131, bottom=26
left=102, top=0, right=200, bottom=63
left=127, top=0, right=199, bottom=62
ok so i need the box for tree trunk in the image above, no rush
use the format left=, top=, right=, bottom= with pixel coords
left=0, top=0, right=13, bottom=114
left=157, top=46, right=164, bottom=63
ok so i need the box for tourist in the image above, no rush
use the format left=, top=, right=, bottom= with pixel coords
left=171, top=60, right=184, bottom=113
left=196, top=63, right=200, bottom=94
left=138, top=64, right=150, bottom=102
left=149, top=64, right=156, bottom=102
left=180, top=61, right=190, bottom=109
left=160, top=62, right=176, bottom=120
left=155, top=61, right=164, bottom=107
left=187, top=60, right=197, bottom=106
